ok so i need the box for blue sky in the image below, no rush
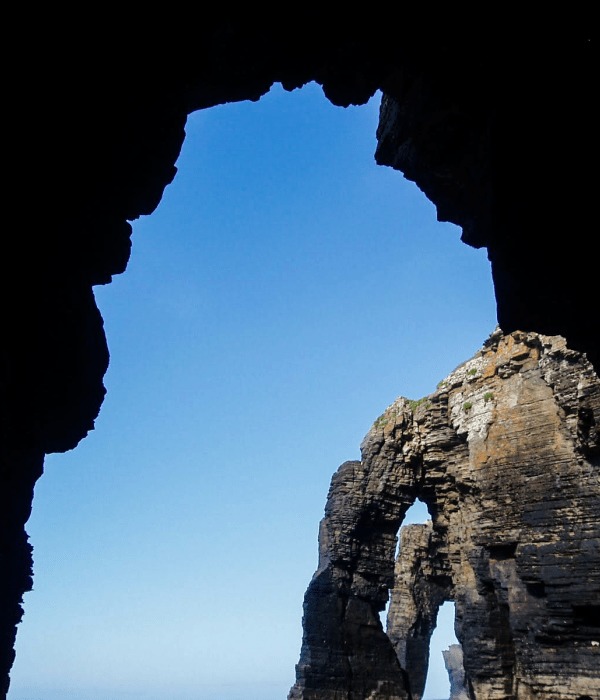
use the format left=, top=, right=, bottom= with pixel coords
left=9, top=82, right=496, bottom=700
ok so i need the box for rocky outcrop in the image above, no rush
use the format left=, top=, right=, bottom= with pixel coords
left=289, top=329, right=600, bottom=699
left=3, top=23, right=597, bottom=694
left=442, top=645, right=469, bottom=700
left=385, top=522, right=450, bottom=700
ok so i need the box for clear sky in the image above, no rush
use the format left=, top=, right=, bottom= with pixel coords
left=9, top=82, right=497, bottom=700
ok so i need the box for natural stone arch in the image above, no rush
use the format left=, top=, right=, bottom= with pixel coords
left=3, top=24, right=597, bottom=695
left=289, top=329, right=600, bottom=699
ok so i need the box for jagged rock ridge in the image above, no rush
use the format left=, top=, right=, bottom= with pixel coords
left=289, top=329, right=600, bottom=700
left=442, top=644, right=469, bottom=700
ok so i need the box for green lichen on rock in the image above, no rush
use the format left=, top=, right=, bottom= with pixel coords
left=374, top=412, right=390, bottom=428
left=408, top=397, right=429, bottom=412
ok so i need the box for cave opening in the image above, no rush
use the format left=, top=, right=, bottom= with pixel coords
left=403, top=497, right=431, bottom=529
left=8, top=81, right=496, bottom=699
left=397, top=496, right=431, bottom=559
left=422, top=600, right=459, bottom=700
left=380, top=497, right=430, bottom=626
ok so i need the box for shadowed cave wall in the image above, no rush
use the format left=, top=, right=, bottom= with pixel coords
left=2, top=20, right=597, bottom=696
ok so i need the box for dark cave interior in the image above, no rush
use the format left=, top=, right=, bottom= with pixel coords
left=2, top=20, right=597, bottom=698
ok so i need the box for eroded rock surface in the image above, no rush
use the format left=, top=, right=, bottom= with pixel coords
left=386, top=522, right=450, bottom=700
left=289, top=329, right=600, bottom=699
left=443, top=644, right=469, bottom=700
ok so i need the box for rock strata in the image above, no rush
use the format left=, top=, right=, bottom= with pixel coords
left=289, top=328, right=600, bottom=699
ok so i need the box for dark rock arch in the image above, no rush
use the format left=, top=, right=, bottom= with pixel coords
left=2, top=20, right=597, bottom=694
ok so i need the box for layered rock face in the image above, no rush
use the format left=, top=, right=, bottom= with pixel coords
left=289, top=329, right=600, bottom=699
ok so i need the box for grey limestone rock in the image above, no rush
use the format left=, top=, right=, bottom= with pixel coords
left=442, top=644, right=469, bottom=700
